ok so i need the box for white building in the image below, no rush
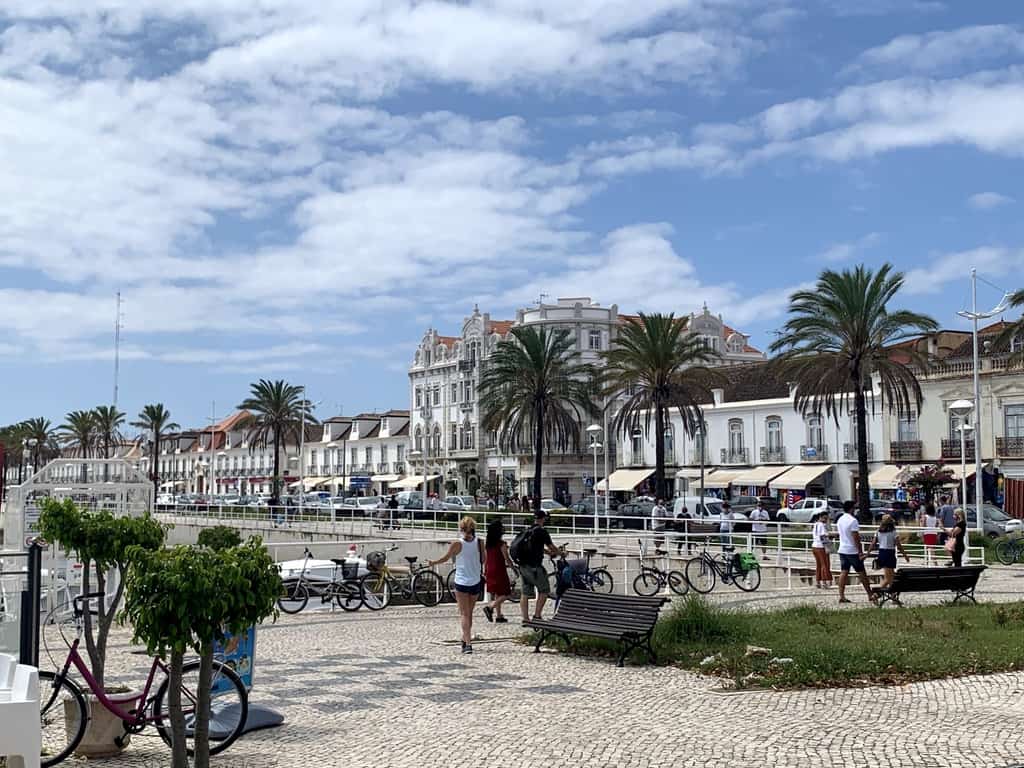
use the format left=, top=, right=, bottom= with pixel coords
left=301, top=410, right=410, bottom=496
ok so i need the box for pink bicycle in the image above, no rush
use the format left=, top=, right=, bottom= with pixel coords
left=39, top=592, right=248, bottom=766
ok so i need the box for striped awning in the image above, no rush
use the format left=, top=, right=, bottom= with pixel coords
left=370, top=474, right=401, bottom=483
left=731, top=465, right=793, bottom=486
left=389, top=474, right=441, bottom=489
left=594, top=468, right=655, bottom=492
left=769, top=464, right=833, bottom=490
left=867, top=464, right=909, bottom=490
left=694, top=470, right=745, bottom=490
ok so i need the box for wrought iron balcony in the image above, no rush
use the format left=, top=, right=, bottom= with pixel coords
left=393, top=462, right=405, bottom=473
left=890, top=440, right=922, bottom=462
left=941, top=439, right=975, bottom=460
left=760, top=446, right=786, bottom=463
left=843, top=443, right=874, bottom=461
left=720, top=448, right=749, bottom=465
left=800, top=444, right=829, bottom=462
left=689, top=449, right=711, bottom=465
left=996, top=437, right=1024, bottom=458
left=627, top=453, right=646, bottom=467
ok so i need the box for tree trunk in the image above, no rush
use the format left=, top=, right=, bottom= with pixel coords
left=84, top=564, right=106, bottom=689
left=153, top=432, right=160, bottom=501
left=193, top=641, right=214, bottom=768
left=654, top=404, right=666, bottom=501
left=533, top=400, right=544, bottom=512
left=168, top=649, right=188, bottom=768
left=854, top=385, right=871, bottom=520
left=272, top=431, right=281, bottom=506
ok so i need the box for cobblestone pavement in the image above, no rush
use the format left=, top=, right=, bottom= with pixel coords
left=46, top=574, right=1024, bottom=768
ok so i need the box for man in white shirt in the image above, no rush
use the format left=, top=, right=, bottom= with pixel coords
left=749, top=500, right=771, bottom=559
left=836, top=500, right=876, bottom=604
left=651, top=499, right=669, bottom=554
left=719, top=502, right=734, bottom=551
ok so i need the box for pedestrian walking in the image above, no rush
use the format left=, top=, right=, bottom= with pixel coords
left=749, top=499, right=770, bottom=559
left=811, top=511, right=833, bottom=588
left=837, top=501, right=876, bottom=604
left=869, top=514, right=909, bottom=590
left=514, top=509, right=562, bottom=623
left=427, top=516, right=485, bottom=654
left=651, top=498, right=669, bottom=554
left=387, top=493, right=400, bottom=530
left=946, top=508, right=967, bottom=567
left=674, top=505, right=692, bottom=555
left=482, top=519, right=512, bottom=624
left=719, top=502, right=734, bottom=551
left=920, top=502, right=940, bottom=564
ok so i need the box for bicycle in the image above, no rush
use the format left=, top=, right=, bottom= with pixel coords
left=359, top=547, right=446, bottom=610
left=554, top=548, right=615, bottom=594
left=632, top=539, right=687, bottom=596
left=685, top=546, right=761, bottom=593
left=994, top=535, right=1024, bottom=565
left=277, top=547, right=363, bottom=614
left=39, top=592, right=248, bottom=766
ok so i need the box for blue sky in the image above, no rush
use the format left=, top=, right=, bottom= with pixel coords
left=1, top=1, right=1022, bottom=430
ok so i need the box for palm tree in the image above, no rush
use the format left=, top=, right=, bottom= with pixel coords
left=478, top=326, right=596, bottom=512
left=238, top=380, right=318, bottom=506
left=1, top=422, right=28, bottom=485
left=601, top=313, right=721, bottom=500
left=60, top=410, right=98, bottom=458
left=20, top=417, right=59, bottom=471
left=92, top=405, right=126, bottom=459
left=131, top=404, right=180, bottom=500
left=994, top=289, right=1024, bottom=364
left=770, top=264, right=937, bottom=518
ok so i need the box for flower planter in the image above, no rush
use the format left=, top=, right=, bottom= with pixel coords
left=66, top=690, right=137, bottom=757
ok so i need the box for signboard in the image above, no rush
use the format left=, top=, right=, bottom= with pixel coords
left=24, top=502, right=41, bottom=547
left=805, top=447, right=817, bottom=459
left=214, top=626, right=255, bottom=692
left=350, top=476, right=371, bottom=489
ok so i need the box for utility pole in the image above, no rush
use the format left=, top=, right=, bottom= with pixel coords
left=113, top=292, right=123, bottom=408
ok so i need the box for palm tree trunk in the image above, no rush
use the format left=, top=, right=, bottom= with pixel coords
left=533, top=401, right=544, bottom=512
left=152, top=433, right=160, bottom=500
left=654, top=404, right=666, bottom=500
left=272, top=431, right=281, bottom=506
left=854, top=384, right=871, bottom=519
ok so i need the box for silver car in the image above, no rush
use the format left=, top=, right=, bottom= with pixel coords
left=443, top=496, right=476, bottom=512
left=964, top=504, right=1023, bottom=539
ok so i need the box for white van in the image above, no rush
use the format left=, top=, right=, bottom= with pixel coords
left=672, top=496, right=748, bottom=523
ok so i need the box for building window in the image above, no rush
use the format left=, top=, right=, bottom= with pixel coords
left=897, top=410, right=918, bottom=442
left=807, top=416, right=824, bottom=448
left=433, top=426, right=442, bottom=453
left=728, top=419, right=744, bottom=455
left=365, top=447, right=373, bottom=465
left=487, top=430, right=497, bottom=449
left=396, top=444, right=405, bottom=462
left=415, top=388, right=422, bottom=408
left=1005, top=404, right=1024, bottom=439
left=588, top=330, right=601, bottom=350
left=700, top=335, right=720, bottom=352
left=380, top=446, right=389, bottom=464
left=451, top=383, right=458, bottom=402
left=450, top=423, right=458, bottom=449
left=1012, top=335, right=1024, bottom=354
left=432, top=387, right=440, bottom=406
left=350, top=447, right=358, bottom=466
left=310, top=449, right=317, bottom=468
left=631, top=432, right=643, bottom=460
left=766, top=417, right=782, bottom=451
left=414, top=426, right=423, bottom=452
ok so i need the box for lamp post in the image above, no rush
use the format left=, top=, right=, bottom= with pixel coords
left=419, top=405, right=432, bottom=518
left=586, top=424, right=602, bottom=535
left=949, top=399, right=975, bottom=529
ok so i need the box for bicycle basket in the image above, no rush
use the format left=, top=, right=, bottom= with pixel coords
left=737, top=553, right=759, bottom=573
left=365, top=551, right=386, bottom=571
left=341, top=560, right=360, bottom=580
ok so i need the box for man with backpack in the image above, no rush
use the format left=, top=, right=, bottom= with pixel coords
left=511, top=509, right=562, bottom=624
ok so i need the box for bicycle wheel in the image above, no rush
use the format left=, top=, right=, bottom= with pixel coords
left=445, top=568, right=457, bottom=601
left=153, top=659, right=248, bottom=756
left=995, top=539, right=1016, bottom=566
left=733, top=565, right=761, bottom=592
left=39, top=670, right=87, bottom=768
left=412, top=570, right=445, bottom=607
left=334, top=581, right=363, bottom=612
left=360, top=573, right=392, bottom=610
left=588, top=568, right=615, bottom=594
left=508, top=566, right=522, bottom=601
left=277, top=580, right=308, bottom=614
left=685, top=557, right=716, bottom=593
left=667, top=569, right=689, bottom=596
left=632, top=570, right=662, bottom=596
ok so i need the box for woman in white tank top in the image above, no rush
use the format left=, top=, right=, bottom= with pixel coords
left=428, top=516, right=484, bottom=654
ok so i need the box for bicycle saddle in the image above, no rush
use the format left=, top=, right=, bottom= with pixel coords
left=722, top=546, right=736, bottom=553
left=404, top=556, right=418, bottom=564
left=330, top=558, right=347, bottom=565
left=583, top=548, right=598, bottom=555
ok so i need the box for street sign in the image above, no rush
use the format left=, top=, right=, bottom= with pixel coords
left=805, top=447, right=817, bottom=458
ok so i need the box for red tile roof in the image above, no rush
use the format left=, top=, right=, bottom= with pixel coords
left=436, top=335, right=459, bottom=349
left=486, top=319, right=514, bottom=336
left=722, top=324, right=762, bottom=354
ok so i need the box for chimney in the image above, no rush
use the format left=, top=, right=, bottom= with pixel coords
left=712, top=388, right=725, bottom=405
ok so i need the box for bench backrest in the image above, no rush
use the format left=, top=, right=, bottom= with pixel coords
left=0, top=652, right=15, bottom=689
left=553, top=590, right=667, bottom=632
left=891, top=565, right=985, bottom=591
left=12, top=663, right=39, bottom=703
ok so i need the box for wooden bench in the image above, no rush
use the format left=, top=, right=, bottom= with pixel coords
left=871, top=565, right=986, bottom=606
left=524, top=590, right=668, bottom=667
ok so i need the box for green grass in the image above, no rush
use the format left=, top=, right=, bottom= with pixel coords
left=538, top=596, right=1024, bottom=689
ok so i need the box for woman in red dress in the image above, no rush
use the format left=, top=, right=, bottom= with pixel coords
left=482, top=519, right=512, bottom=623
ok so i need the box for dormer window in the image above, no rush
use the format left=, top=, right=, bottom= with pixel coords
left=1012, top=334, right=1024, bottom=354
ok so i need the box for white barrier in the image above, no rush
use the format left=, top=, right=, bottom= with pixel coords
left=0, top=652, right=41, bottom=768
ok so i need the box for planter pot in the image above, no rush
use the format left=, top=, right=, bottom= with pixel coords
left=66, top=690, right=137, bottom=757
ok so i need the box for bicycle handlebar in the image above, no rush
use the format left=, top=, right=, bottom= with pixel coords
left=73, top=591, right=105, bottom=617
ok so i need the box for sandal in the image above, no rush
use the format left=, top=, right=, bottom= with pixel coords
left=838, top=598, right=852, bottom=604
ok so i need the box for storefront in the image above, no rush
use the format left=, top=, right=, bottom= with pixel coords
left=768, top=464, right=833, bottom=507
left=729, top=465, right=793, bottom=500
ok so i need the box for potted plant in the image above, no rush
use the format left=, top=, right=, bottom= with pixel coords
left=37, top=498, right=165, bottom=756
left=122, top=537, right=280, bottom=768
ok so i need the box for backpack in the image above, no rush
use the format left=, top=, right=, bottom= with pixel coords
left=509, top=527, right=535, bottom=565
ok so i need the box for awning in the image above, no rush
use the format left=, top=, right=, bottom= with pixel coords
left=389, top=474, right=441, bottom=489
left=694, top=469, right=745, bottom=490
left=675, top=468, right=710, bottom=479
left=731, top=465, right=793, bottom=486
left=942, top=464, right=978, bottom=482
left=594, top=468, right=654, bottom=492
left=289, top=478, right=324, bottom=490
left=867, top=464, right=909, bottom=490
left=769, top=464, right=833, bottom=490
left=370, top=474, right=400, bottom=483
left=159, top=481, right=184, bottom=489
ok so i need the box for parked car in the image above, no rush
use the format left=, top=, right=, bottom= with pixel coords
left=570, top=498, right=614, bottom=516
left=775, top=497, right=845, bottom=524
left=869, top=499, right=897, bottom=522
left=609, top=500, right=653, bottom=530
left=964, top=504, right=1024, bottom=539
left=156, top=493, right=176, bottom=506
left=339, top=496, right=382, bottom=516
left=443, top=496, right=477, bottom=512
left=396, top=491, right=424, bottom=509
left=539, top=498, right=568, bottom=513
left=727, top=495, right=761, bottom=516
left=757, top=497, right=782, bottom=515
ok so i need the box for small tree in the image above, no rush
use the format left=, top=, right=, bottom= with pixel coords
left=123, top=539, right=280, bottom=768
left=196, top=525, right=242, bottom=551
left=38, top=498, right=165, bottom=688
left=905, top=464, right=955, bottom=503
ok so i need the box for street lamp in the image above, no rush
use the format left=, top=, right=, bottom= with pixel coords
left=949, top=399, right=976, bottom=531
left=586, top=424, right=602, bottom=534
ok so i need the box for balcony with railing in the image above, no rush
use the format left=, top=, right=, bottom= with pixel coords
left=760, top=446, right=786, bottom=463
left=941, top=439, right=975, bottom=460
left=799, top=444, right=829, bottom=462
left=393, top=462, right=406, bottom=474
left=996, top=437, right=1024, bottom=458
left=626, top=452, right=646, bottom=467
left=720, top=448, right=749, bottom=465
left=688, top=448, right=711, bottom=465
left=843, top=443, right=874, bottom=461
left=890, top=440, right=922, bottom=462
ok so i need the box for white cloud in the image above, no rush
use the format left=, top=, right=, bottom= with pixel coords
left=967, top=192, right=1014, bottom=210
left=847, top=25, right=1024, bottom=77
left=817, top=232, right=881, bottom=263
left=902, top=247, right=1024, bottom=295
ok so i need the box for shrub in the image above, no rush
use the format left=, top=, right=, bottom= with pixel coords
left=196, top=525, right=242, bottom=551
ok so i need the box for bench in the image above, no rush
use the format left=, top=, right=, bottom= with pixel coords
left=0, top=652, right=41, bottom=768
left=871, top=565, right=986, bottom=607
left=524, top=590, right=668, bottom=667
